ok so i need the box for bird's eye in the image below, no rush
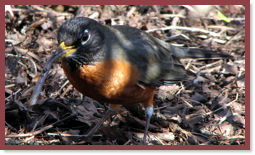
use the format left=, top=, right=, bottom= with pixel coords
left=81, top=29, right=90, bottom=45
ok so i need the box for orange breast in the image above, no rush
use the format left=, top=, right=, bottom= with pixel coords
left=61, top=58, right=155, bottom=106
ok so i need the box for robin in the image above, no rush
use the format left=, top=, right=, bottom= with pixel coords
left=56, top=17, right=231, bottom=144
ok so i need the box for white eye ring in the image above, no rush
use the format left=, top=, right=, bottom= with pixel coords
left=81, top=29, right=90, bottom=45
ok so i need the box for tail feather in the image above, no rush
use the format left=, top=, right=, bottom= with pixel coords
left=169, top=45, right=233, bottom=59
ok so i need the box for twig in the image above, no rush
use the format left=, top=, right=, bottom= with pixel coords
left=146, top=26, right=220, bottom=37
left=5, top=53, right=38, bottom=76
left=24, top=136, right=35, bottom=143
left=203, top=17, right=245, bottom=22
left=84, top=110, right=113, bottom=141
left=224, top=30, right=244, bottom=47
left=160, top=14, right=186, bottom=19
left=123, top=139, right=132, bottom=145
left=218, top=110, right=232, bottom=124
left=31, top=5, right=73, bottom=17
left=153, top=105, right=168, bottom=111
left=5, top=5, right=14, bottom=17
left=6, top=125, right=54, bottom=138
left=5, top=121, right=17, bottom=132
left=227, top=135, right=245, bottom=140
left=178, top=97, right=193, bottom=108
left=31, top=114, right=48, bottom=132
left=13, top=98, right=30, bottom=112
left=56, top=79, right=70, bottom=97
left=226, top=93, right=239, bottom=107
left=203, top=93, right=239, bottom=117
left=184, top=59, right=193, bottom=70
left=5, top=84, right=16, bottom=89
left=175, top=82, right=184, bottom=96
left=212, top=38, right=227, bottom=44
left=47, top=133, right=85, bottom=137
left=207, top=25, right=237, bottom=31
left=152, top=135, right=165, bottom=145
left=166, top=34, right=190, bottom=42
left=60, top=84, right=73, bottom=97
left=159, top=13, right=245, bottom=22
left=5, top=113, right=76, bottom=138
left=5, top=88, right=21, bottom=101
left=197, top=60, right=223, bottom=71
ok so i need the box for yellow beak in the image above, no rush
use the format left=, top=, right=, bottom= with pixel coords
left=58, top=42, right=77, bottom=60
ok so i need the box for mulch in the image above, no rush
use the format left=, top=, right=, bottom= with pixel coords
left=5, top=5, right=245, bottom=145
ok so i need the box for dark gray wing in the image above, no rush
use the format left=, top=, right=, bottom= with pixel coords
left=103, top=25, right=196, bottom=86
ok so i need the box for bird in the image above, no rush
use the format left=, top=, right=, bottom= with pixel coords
left=55, top=17, right=231, bottom=144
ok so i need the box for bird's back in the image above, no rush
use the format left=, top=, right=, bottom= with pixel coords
left=104, top=25, right=197, bottom=86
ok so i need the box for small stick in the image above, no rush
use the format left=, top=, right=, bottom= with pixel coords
left=5, top=53, right=38, bottom=76
left=5, top=113, right=76, bottom=138
left=146, top=25, right=220, bottom=37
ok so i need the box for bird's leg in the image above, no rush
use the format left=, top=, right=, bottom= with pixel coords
left=143, top=105, right=153, bottom=145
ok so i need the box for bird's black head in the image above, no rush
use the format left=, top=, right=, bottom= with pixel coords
left=57, top=17, right=105, bottom=69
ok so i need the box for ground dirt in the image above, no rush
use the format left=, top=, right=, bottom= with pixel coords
left=5, top=5, right=245, bottom=145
